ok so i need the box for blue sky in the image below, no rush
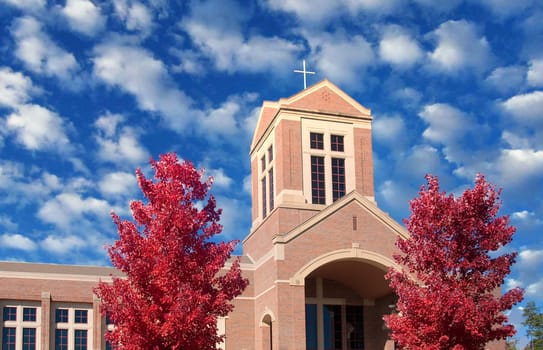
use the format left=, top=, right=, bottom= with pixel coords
left=0, top=0, right=542, bottom=345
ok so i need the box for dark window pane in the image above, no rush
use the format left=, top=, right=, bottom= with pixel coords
left=269, top=168, right=274, bottom=211
left=23, top=307, right=36, bottom=322
left=74, top=330, right=88, bottom=350
left=310, top=133, right=324, bottom=150
left=75, top=309, right=88, bottom=324
left=55, top=329, right=68, bottom=350
left=346, top=305, right=364, bottom=350
left=268, top=146, right=273, bottom=162
left=330, top=135, right=344, bottom=152
left=332, top=158, right=345, bottom=201
left=261, top=156, right=266, bottom=172
left=262, top=177, right=267, bottom=218
left=311, top=156, right=325, bottom=204
left=323, top=305, right=342, bottom=350
left=22, top=328, right=36, bottom=350
left=2, top=327, right=16, bottom=350
left=305, top=304, right=317, bottom=350
left=3, top=307, right=16, bottom=321
left=56, top=309, right=68, bottom=323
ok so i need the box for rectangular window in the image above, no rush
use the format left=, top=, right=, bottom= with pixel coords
left=331, top=158, right=345, bottom=201
left=346, top=306, right=364, bottom=350
left=3, top=307, right=16, bottom=321
left=55, top=329, right=68, bottom=350
left=2, top=327, right=16, bottom=350
left=23, top=307, right=37, bottom=322
left=268, top=168, right=274, bottom=211
left=22, top=328, right=36, bottom=350
left=305, top=304, right=317, bottom=350
left=268, top=146, right=273, bottom=162
left=261, top=177, right=267, bottom=218
left=74, top=310, right=88, bottom=324
left=261, top=156, right=266, bottom=172
left=56, top=309, right=68, bottom=323
left=311, top=156, right=325, bottom=204
left=330, top=135, right=344, bottom=152
left=310, top=133, right=324, bottom=150
left=323, top=305, right=342, bottom=350
left=74, top=330, right=87, bottom=350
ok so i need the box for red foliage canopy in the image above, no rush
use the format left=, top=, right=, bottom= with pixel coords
left=384, top=174, right=524, bottom=350
left=94, top=153, right=248, bottom=350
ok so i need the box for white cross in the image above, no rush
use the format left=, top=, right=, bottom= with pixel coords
left=293, top=59, right=316, bottom=89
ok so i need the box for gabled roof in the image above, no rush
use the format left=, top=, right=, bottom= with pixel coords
left=250, top=80, right=372, bottom=153
left=272, top=191, right=408, bottom=245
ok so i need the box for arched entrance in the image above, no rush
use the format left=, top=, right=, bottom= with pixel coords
left=294, top=249, right=397, bottom=350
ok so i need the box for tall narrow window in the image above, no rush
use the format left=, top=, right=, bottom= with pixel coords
left=346, top=306, right=364, bottom=350
left=55, top=329, right=68, bottom=350
left=74, top=330, right=87, bottom=350
left=310, top=133, right=324, bottom=149
left=311, top=156, right=325, bottom=204
left=268, top=146, right=273, bottom=162
left=2, top=327, right=16, bottom=350
left=261, top=177, right=267, bottom=218
left=268, top=168, right=274, bottom=211
left=330, top=135, right=344, bottom=152
left=23, top=328, right=36, bottom=350
left=331, top=158, right=345, bottom=201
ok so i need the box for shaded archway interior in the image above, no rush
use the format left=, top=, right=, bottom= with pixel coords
left=305, top=259, right=392, bottom=299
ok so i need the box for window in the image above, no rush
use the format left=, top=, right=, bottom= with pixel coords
left=310, top=133, right=323, bottom=149
left=330, top=135, right=344, bottom=152
left=261, top=177, right=267, bottom=218
left=56, top=309, right=68, bottom=323
left=74, top=330, right=87, bottom=350
left=3, top=307, right=16, bottom=321
left=55, top=329, right=68, bottom=350
left=331, top=158, right=345, bottom=202
left=311, top=156, right=325, bottom=204
left=22, top=328, right=36, bottom=350
left=23, top=308, right=37, bottom=322
left=260, top=145, right=274, bottom=219
left=2, top=328, right=16, bottom=350
left=74, top=310, right=87, bottom=324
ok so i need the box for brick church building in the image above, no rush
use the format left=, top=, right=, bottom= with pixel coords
left=0, top=81, right=503, bottom=350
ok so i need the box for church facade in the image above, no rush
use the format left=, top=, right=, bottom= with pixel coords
left=0, top=81, right=503, bottom=350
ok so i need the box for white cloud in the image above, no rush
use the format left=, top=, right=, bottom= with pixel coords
left=99, top=171, right=138, bottom=197
left=412, top=0, right=461, bottom=11
left=207, top=168, right=233, bottom=188
left=419, top=103, right=470, bottom=144
left=479, top=0, right=534, bottom=18
left=379, top=28, right=423, bottom=67
left=527, top=59, right=543, bottom=87
left=309, top=32, right=375, bottom=87
left=373, top=115, right=407, bottom=144
left=38, top=192, right=111, bottom=229
left=427, top=20, right=492, bottom=74
left=6, top=104, right=70, bottom=152
left=215, top=196, right=251, bottom=239
left=112, top=0, right=154, bottom=35
left=485, top=65, right=526, bottom=93
left=11, top=16, right=81, bottom=84
left=344, top=0, right=403, bottom=15
left=92, top=41, right=194, bottom=132
left=182, top=0, right=301, bottom=74
left=0, top=0, right=45, bottom=10
left=512, top=248, right=543, bottom=297
left=265, top=0, right=340, bottom=25
left=41, top=235, right=86, bottom=254
left=501, top=91, right=543, bottom=123
left=0, top=233, right=37, bottom=251
left=60, top=0, right=105, bottom=36
left=242, top=175, right=252, bottom=195
left=496, top=149, right=543, bottom=185
left=0, top=67, right=35, bottom=108
left=94, top=113, right=148, bottom=165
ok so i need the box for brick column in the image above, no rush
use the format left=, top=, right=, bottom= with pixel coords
left=41, top=292, right=51, bottom=350
left=93, top=295, right=102, bottom=350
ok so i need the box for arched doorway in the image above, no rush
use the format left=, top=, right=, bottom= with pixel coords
left=298, top=253, right=397, bottom=350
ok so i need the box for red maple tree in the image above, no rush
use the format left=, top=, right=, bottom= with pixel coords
left=94, top=153, right=248, bottom=350
left=384, top=174, right=524, bottom=350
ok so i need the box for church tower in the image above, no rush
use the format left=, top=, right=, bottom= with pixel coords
left=245, top=80, right=376, bottom=260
